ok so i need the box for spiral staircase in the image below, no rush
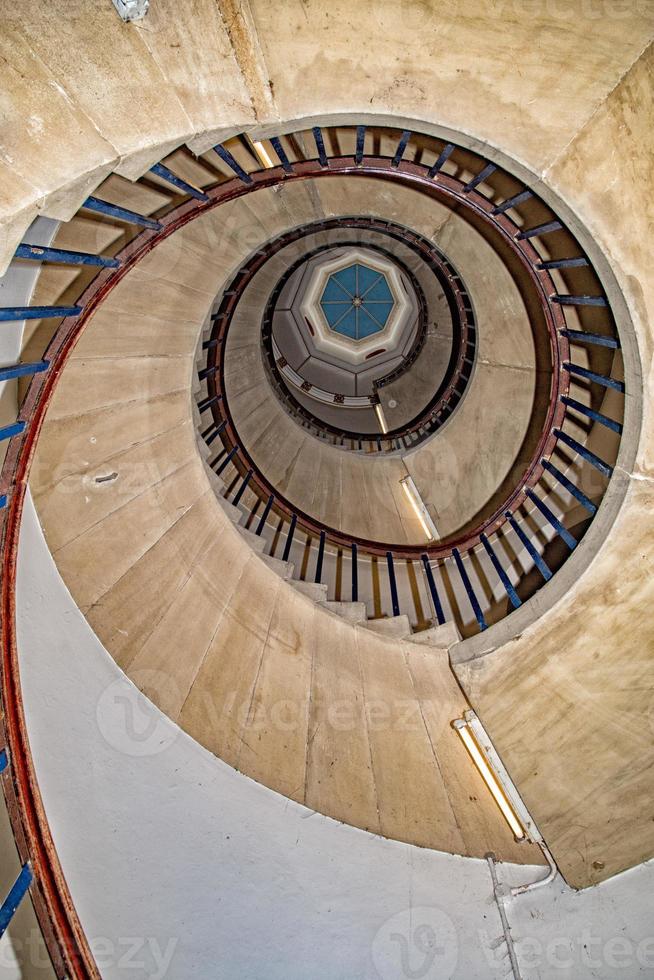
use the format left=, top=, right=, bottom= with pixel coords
left=0, top=4, right=652, bottom=979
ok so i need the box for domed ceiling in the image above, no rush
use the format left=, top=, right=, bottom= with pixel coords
left=271, top=246, right=420, bottom=405
left=319, top=261, right=394, bottom=340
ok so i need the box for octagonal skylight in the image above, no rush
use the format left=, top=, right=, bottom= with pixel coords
left=319, top=263, right=394, bottom=340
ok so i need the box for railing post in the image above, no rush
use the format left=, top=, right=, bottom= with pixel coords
left=480, top=534, right=522, bottom=610
left=255, top=494, right=274, bottom=536
left=355, top=125, right=365, bottom=165
left=215, top=446, right=238, bottom=476
left=232, top=469, right=253, bottom=506
left=351, top=543, right=358, bottom=602
left=421, top=554, right=445, bottom=625
left=282, top=514, right=297, bottom=562
left=386, top=551, right=400, bottom=618
left=452, top=548, right=487, bottom=632
left=0, top=864, right=33, bottom=939
left=505, top=512, right=553, bottom=582
left=315, top=530, right=326, bottom=584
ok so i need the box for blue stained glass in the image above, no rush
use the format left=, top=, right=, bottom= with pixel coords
left=357, top=265, right=382, bottom=295
left=321, top=278, right=352, bottom=303
left=332, top=265, right=357, bottom=296
left=362, top=276, right=393, bottom=303
left=319, top=262, right=395, bottom=340
left=363, top=300, right=394, bottom=326
left=332, top=307, right=358, bottom=338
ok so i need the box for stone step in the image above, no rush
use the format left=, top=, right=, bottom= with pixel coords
left=236, top=524, right=266, bottom=553
left=407, top=621, right=461, bottom=648
left=364, top=614, right=412, bottom=639
left=319, top=600, right=367, bottom=625
left=201, top=460, right=226, bottom=495
left=262, top=554, right=295, bottom=581
left=216, top=494, right=245, bottom=527
left=291, top=580, right=329, bottom=602
left=196, top=434, right=211, bottom=460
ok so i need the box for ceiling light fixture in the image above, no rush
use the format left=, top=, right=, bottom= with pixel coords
left=399, top=475, right=438, bottom=541
left=452, top=714, right=526, bottom=841
left=374, top=402, right=388, bottom=434
left=452, top=710, right=559, bottom=894
left=251, top=139, right=275, bottom=169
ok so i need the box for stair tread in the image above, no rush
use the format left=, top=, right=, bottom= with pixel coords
left=261, top=554, right=295, bottom=580
left=364, top=615, right=412, bottom=638
left=319, top=600, right=367, bottom=624
left=236, top=524, right=266, bottom=552
left=291, top=580, right=329, bottom=601
left=407, top=621, right=461, bottom=648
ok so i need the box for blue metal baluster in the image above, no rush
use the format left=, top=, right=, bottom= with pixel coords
left=149, top=162, right=209, bottom=201
left=213, top=144, right=253, bottom=184
left=386, top=552, right=400, bottom=617
left=480, top=534, right=522, bottom=609
left=256, top=494, right=274, bottom=536
left=554, top=429, right=613, bottom=478
left=14, top=243, right=120, bottom=268
left=463, top=163, right=496, bottom=193
left=505, top=512, right=553, bottom=581
left=491, top=190, right=532, bottom=215
left=0, top=306, right=82, bottom=321
left=560, top=330, right=619, bottom=349
left=312, top=126, right=329, bottom=168
left=421, top=554, right=445, bottom=625
left=83, top=196, right=162, bottom=229
left=452, top=548, right=487, bottom=631
left=0, top=864, right=33, bottom=939
left=561, top=396, right=623, bottom=434
left=270, top=137, right=294, bottom=174
left=0, top=422, right=25, bottom=441
left=198, top=364, right=217, bottom=380
left=282, top=513, right=297, bottom=562
left=315, top=530, right=326, bottom=584
left=391, top=130, right=411, bottom=168
left=198, top=394, right=220, bottom=414
left=516, top=220, right=563, bottom=240
left=215, top=446, right=238, bottom=475
left=541, top=459, right=597, bottom=515
left=0, top=361, right=49, bottom=382
left=535, top=257, right=588, bottom=270
left=0, top=748, right=7, bottom=771
left=355, top=126, right=365, bottom=165
left=551, top=294, right=607, bottom=307
left=427, top=143, right=454, bottom=178
left=525, top=488, right=577, bottom=551
left=563, top=363, right=625, bottom=393
left=351, top=542, right=358, bottom=601
left=232, top=469, right=253, bottom=506
left=203, top=420, right=227, bottom=445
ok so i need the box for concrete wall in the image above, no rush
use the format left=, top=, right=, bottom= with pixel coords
left=452, top=43, right=654, bottom=889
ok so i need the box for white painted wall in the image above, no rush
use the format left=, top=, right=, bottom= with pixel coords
left=13, top=491, right=654, bottom=980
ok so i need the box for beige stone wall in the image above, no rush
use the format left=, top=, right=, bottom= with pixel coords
left=453, top=43, right=654, bottom=889
left=2, top=1, right=652, bottom=265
